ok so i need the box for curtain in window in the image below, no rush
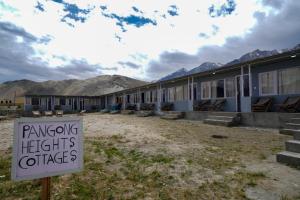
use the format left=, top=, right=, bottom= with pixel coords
left=183, top=85, right=188, bottom=100
left=226, top=78, right=235, bottom=97
left=260, top=71, right=275, bottom=95
left=175, top=86, right=183, bottom=101
left=169, top=87, right=175, bottom=102
left=201, top=82, right=210, bottom=99
left=278, top=67, right=300, bottom=95
left=211, top=81, right=217, bottom=98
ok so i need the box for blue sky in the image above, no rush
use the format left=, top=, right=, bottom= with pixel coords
left=0, top=0, right=299, bottom=82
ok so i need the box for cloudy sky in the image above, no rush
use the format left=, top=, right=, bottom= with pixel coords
left=0, top=0, right=299, bottom=82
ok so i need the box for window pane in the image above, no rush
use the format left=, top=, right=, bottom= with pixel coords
left=279, top=67, right=300, bottom=95
left=226, top=78, right=235, bottom=97
left=217, top=80, right=225, bottom=98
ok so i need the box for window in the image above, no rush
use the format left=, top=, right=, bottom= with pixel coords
left=32, top=97, right=40, bottom=106
left=201, top=82, right=210, bottom=99
left=259, top=71, right=277, bottom=95
left=60, top=98, right=66, bottom=106
left=55, top=98, right=60, bottom=105
left=25, top=97, right=31, bottom=105
left=226, top=78, right=235, bottom=97
left=211, top=80, right=224, bottom=98
left=146, top=91, right=150, bottom=103
left=152, top=90, right=157, bottom=102
left=217, top=80, right=225, bottom=98
left=168, top=87, right=175, bottom=102
left=183, top=85, right=188, bottom=100
left=211, top=81, right=217, bottom=98
left=69, top=99, right=72, bottom=105
left=278, top=67, right=300, bottom=95
left=162, top=89, right=166, bottom=102
left=175, top=86, right=183, bottom=101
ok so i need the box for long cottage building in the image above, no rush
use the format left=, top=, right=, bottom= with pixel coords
left=24, top=49, right=300, bottom=116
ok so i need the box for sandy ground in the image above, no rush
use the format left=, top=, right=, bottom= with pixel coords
left=1, top=113, right=300, bottom=199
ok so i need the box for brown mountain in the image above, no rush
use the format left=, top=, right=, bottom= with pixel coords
left=0, top=75, right=148, bottom=98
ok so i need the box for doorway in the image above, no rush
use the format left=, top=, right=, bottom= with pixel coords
left=141, top=93, right=145, bottom=103
left=47, top=98, right=52, bottom=111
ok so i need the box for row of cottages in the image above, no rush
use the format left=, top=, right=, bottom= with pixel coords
left=24, top=49, right=300, bottom=113
left=24, top=95, right=102, bottom=112
left=107, top=49, right=300, bottom=113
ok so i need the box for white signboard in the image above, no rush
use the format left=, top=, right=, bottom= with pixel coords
left=11, top=117, right=83, bottom=181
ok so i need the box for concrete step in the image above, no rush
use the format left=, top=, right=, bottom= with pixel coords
left=203, top=119, right=234, bottom=127
left=136, top=111, right=154, bottom=117
left=285, top=123, right=300, bottom=130
left=161, top=112, right=184, bottom=120
left=289, top=118, right=300, bottom=124
left=121, top=110, right=135, bottom=115
left=295, top=131, right=300, bottom=140
left=209, top=112, right=240, bottom=117
left=110, top=110, right=120, bottom=114
left=279, top=129, right=299, bottom=136
left=286, top=140, right=300, bottom=153
left=207, top=115, right=235, bottom=119
left=276, top=151, right=300, bottom=167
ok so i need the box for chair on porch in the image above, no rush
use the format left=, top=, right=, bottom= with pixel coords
left=276, top=96, right=300, bottom=112
left=78, top=110, right=86, bottom=116
left=32, top=111, right=41, bottom=117
left=252, top=97, right=272, bottom=112
left=55, top=110, right=64, bottom=117
left=44, top=111, right=53, bottom=116
left=207, top=99, right=226, bottom=111
left=193, top=100, right=211, bottom=111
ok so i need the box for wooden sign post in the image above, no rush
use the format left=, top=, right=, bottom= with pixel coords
left=11, top=117, right=83, bottom=198
left=41, top=177, right=51, bottom=200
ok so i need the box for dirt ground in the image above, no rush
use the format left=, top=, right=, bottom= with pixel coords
left=0, top=113, right=300, bottom=199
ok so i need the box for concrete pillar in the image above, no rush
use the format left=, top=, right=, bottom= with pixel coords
left=157, top=84, right=161, bottom=111
left=249, top=64, right=252, bottom=97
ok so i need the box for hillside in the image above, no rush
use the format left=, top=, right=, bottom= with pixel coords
left=0, top=75, right=148, bottom=98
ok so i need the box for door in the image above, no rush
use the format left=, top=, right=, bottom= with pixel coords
left=47, top=98, right=51, bottom=111
left=236, top=76, right=241, bottom=112
left=141, top=93, right=145, bottom=103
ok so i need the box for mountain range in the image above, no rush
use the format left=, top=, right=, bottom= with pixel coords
left=0, top=75, right=147, bottom=98
left=159, top=43, right=300, bottom=81
left=1, top=44, right=299, bottom=98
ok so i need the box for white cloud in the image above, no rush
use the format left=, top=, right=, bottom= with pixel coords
left=0, top=0, right=274, bottom=80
